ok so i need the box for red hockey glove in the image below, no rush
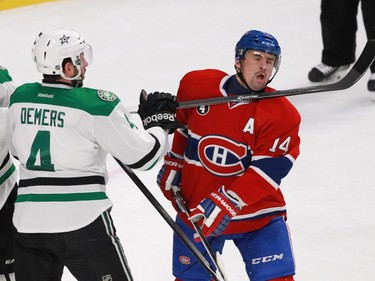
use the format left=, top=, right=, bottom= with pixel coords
left=188, top=186, right=241, bottom=241
left=157, top=153, right=183, bottom=201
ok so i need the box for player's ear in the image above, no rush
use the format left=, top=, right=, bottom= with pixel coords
left=62, top=58, right=74, bottom=76
left=234, top=60, right=242, bottom=74
left=234, top=59, right=241, bottom=70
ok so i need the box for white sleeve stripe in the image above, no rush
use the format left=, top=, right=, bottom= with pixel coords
left=252, top=154, right=296, bottom=163
left=284, top=154, right=296, bottom=163
left=250, top=166, right=279, bottom=190
left=233, top=206, right=286, bottom=220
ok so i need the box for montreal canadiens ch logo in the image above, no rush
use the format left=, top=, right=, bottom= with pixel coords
left=198, top=135, right=250, bottom=176
left=179, top=255, right=191, bottom=265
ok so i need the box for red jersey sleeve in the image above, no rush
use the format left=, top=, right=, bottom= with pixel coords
left=228, top=97, right=301, bottom=206
left=176, top=69, right=229, bottom=125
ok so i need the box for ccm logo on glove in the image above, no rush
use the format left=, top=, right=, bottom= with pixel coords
left=210, top=192, right=238, bottom=217
left=164, top=159, right=183, bottom=169
left=189, top=186, right=242, bottom=239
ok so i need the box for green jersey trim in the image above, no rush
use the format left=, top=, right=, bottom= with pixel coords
left=10, top=83, right=120, bottom=116
left=0, top=67, right=12, bottom=84
left=0, top=164, right=16, bottom=185
left=16, top=191, right=108, bottom=202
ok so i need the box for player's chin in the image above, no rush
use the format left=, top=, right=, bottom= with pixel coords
left=252, top=79, right=267, bottom=91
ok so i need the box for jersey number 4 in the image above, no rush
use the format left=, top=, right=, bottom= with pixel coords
left=26, top=130, right=55, bottom=171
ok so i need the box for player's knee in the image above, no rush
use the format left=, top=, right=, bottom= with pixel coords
left=268, top=276, right=294, bottom=281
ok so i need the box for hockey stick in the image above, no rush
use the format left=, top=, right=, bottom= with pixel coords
left=127, top=40, right=375, bottom=114
left=177, top=39, right=375, bottom=109
left=173, top=190, right=228, bottom=281
left=113, top=158, right=225, bottom=281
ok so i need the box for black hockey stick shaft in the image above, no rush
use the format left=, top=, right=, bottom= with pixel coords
left=177, top=39, right=375, bottom=109
left=174, top=190, right=227, bottom=280
left=114, top=158, right=225, bottom=281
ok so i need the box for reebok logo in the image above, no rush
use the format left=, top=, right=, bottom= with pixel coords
left=37, top=93, right=54, bottom=99
left=142, top=113, right=175, bottom=127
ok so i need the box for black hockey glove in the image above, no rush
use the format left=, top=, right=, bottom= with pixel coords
left=137, top=90, right=182, bottom=133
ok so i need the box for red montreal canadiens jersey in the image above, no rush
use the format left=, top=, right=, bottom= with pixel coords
left=172, top=69, right=301, bottom=234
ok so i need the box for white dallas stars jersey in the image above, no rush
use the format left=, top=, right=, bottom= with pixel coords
left=0, top=66, right=16, bottom=107
left=0, top=109, right=17, bottom=209
left=0, top=66, right=17, bottom=209
left=7, top=82, right=168, bottom=233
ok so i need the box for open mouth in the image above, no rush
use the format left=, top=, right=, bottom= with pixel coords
left=255, top=73, right=266, bottom=84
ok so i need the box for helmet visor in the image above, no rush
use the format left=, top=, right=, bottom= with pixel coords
left=80, top=44, right=93, bottom=66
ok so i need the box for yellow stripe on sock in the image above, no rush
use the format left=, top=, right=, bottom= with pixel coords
left=0, top=0, right=56, bottom=10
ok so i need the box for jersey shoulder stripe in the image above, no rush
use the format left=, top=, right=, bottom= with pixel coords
left=10, top=83, right=120, bottom=116
left=0, top=66, right=12, bottom=84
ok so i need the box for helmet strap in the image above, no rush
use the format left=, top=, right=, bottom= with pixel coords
left=61, top=65, right=83, bottom=88
left=266, top=66, right=279, bottom=85
left=71, top=79, right=83, bottom=88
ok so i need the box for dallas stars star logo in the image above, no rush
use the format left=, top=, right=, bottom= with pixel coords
left=59, top=35, right=70, bottom=45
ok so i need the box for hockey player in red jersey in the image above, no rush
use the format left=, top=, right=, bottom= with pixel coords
left=157, top=30, right=301, bottom=281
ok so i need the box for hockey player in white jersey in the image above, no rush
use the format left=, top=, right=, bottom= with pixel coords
left=0, top=66, right=18, bottom=281
left=6, top=28, right=180, bottom=281
left=0, top=66, right=16, bottom=107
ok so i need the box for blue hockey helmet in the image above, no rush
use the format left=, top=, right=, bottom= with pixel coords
left=235, top=30, right=281, bottom=61
left=235, top=30, right=281, bottom=85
